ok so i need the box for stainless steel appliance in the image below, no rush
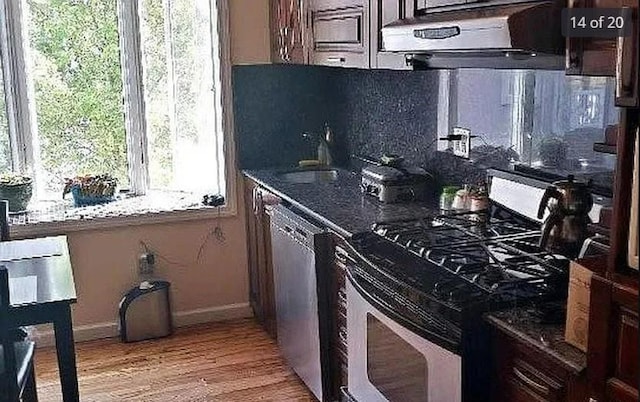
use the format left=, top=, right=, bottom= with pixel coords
left=341, top=170, right=586, bottom=402
left=361, top=165, right=430, bottom=203
left=118, top=281, right=172, bottom=343
left=269, top=204, right=331, bottom=401
left=537, top=175, right=594, bottom=258
left=381, top=1, right=564, bottom=69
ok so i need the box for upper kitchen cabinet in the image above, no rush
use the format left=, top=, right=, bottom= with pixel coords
left=566, top=0, right=638, bottom=107
left=307, top=0, right=370, bottom=68
left=270, top=0, right=307, bottom=64
left=370, top=0, right=415, bottom=69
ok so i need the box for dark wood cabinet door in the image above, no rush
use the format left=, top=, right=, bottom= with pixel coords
left=491, top=327, right=589, bottom=402
left=329, top=235, right=349, bottom=400
left=243, top=177, right=277, bottom=339
left=566, top=0, right=618, bottom=76
left=614, top=0, right=638, bottom=107
left=370, top=0, right=415, bottom=69
left=587, top=275, right=639, bottom=402
left=270, top=0, right=306, bottom=64
left=308, top=0, right=370, bottom=68
left=567, top=0, right=638, bottom=97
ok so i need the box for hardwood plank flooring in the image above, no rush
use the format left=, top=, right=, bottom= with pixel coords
left=35, top=319, right=315, bottom=401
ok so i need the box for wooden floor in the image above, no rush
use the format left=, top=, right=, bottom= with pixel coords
left=35, top=319, right=315, bottom=401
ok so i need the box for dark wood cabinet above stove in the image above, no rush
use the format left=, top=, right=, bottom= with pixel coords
left=370, top=0, right=415, bottom=69
left=566, top=0, right=639, bottom=109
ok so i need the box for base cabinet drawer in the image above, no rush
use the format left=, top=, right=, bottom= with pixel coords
left=492, top=329, right=588, bottom=402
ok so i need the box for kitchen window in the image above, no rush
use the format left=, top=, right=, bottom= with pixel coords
left=0, top=0, right=232, bottom=218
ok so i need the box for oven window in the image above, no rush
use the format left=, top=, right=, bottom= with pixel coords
left=367, top=313, right=428, bottom=401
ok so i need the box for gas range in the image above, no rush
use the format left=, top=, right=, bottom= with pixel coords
left=342, top=171, right=596, bottom=402
left=343, top=208, right=570, bottom=349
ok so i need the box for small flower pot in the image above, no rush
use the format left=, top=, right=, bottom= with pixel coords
left=0, top=180, right=33, bottom=212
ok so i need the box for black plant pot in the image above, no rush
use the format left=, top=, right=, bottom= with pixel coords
left=0, top=181, right=33, bottom=212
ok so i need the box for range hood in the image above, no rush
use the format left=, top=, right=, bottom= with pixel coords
left=382, top=1, right=565, bottom=69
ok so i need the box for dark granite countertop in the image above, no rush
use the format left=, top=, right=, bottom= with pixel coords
left=486, top=306, right=587, bottom=374
left=243, top=168, right=442, bottom=237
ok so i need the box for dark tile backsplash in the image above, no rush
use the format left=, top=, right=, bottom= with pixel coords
left=332, top=68, right=440, bottom=168
left=232, top=64, right=341, bottom=169
left=233, top=64, right=484, bottom=186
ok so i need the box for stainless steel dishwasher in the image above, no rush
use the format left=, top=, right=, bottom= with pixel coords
left=269, top=204, right=331, bottom=401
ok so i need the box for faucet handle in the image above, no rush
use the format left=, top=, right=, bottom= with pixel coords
left=302, top=131, right=319, bottom=141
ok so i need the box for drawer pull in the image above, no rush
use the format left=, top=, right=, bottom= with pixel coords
left=513, top=367, right=550, bottom=395
left=327, top=57, right=346, bottom=63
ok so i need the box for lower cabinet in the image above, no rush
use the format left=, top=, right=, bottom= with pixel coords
left=491, top=330, right=588, bottom=402
left=587, top=275, right=639, bottom=402
left=244, top=177, right=277, bottom=339
left=330, top=234, right=349, bottom=399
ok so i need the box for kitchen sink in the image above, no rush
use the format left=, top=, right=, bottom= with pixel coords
left=278, top=169, right=339, bottom=184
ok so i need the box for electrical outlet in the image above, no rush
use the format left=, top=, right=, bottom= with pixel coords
left=138, top=252, right=154, bottom=275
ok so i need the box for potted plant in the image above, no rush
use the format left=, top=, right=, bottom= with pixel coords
left=63, top=174, right=118, bottom=207
left=538, top=137, right=568, bottom=168
left=0, top=173, right=33, bottom=212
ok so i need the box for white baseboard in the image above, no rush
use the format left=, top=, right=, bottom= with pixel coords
left=32, top=302, right=253, bottom=348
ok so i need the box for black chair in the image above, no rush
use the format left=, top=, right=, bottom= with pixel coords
left=1, top=200, right=10, bottom=241
left=0, top=266, right=38, bottom=402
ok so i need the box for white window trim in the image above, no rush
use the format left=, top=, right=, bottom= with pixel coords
left=118, top=0, right=150, bottom=195
left=0, top=0, right=238, bottom=234
left=0, top=0, right=40, bottom=177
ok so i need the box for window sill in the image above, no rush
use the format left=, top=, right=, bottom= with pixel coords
left=9, top=191, right=236, bottom=239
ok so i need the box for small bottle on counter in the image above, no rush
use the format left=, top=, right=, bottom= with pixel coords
left=440, top=186, right=459, bottom=211
left=452, top=185, right=471, bottom=211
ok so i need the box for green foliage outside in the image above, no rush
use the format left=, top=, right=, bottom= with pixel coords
left=2, top=0, right=214, bottom=194
left=28, top=0, right=128, bottom=192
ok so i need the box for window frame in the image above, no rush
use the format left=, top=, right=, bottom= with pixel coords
left=0, top=0, right=237, bottom=227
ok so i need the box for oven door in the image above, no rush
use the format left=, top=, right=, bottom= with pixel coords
left=346, top=277, right=462, bottom=402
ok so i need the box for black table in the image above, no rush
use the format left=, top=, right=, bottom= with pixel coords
left=2, top=236, right=79, bottom=402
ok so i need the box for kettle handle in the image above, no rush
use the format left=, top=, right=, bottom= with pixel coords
left=537, top=187, right=562, bottom=220
left=539, top=212, right=562, bottom=250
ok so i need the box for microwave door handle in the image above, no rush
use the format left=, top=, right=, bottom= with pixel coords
left=413, top=26, right=460, bottom=40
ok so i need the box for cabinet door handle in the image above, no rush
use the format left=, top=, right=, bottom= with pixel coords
left=512, top=367, right=550, bottom=396
left=326, top=57, right=346, bottom=63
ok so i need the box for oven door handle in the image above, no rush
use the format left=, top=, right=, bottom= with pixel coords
left=345, top=265, right=461, bottom=354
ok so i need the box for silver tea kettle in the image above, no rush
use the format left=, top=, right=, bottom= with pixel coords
left=537, top=175, right=593, bottom=258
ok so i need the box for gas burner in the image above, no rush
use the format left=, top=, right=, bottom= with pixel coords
left=366, top=212, right=568, bottom=302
